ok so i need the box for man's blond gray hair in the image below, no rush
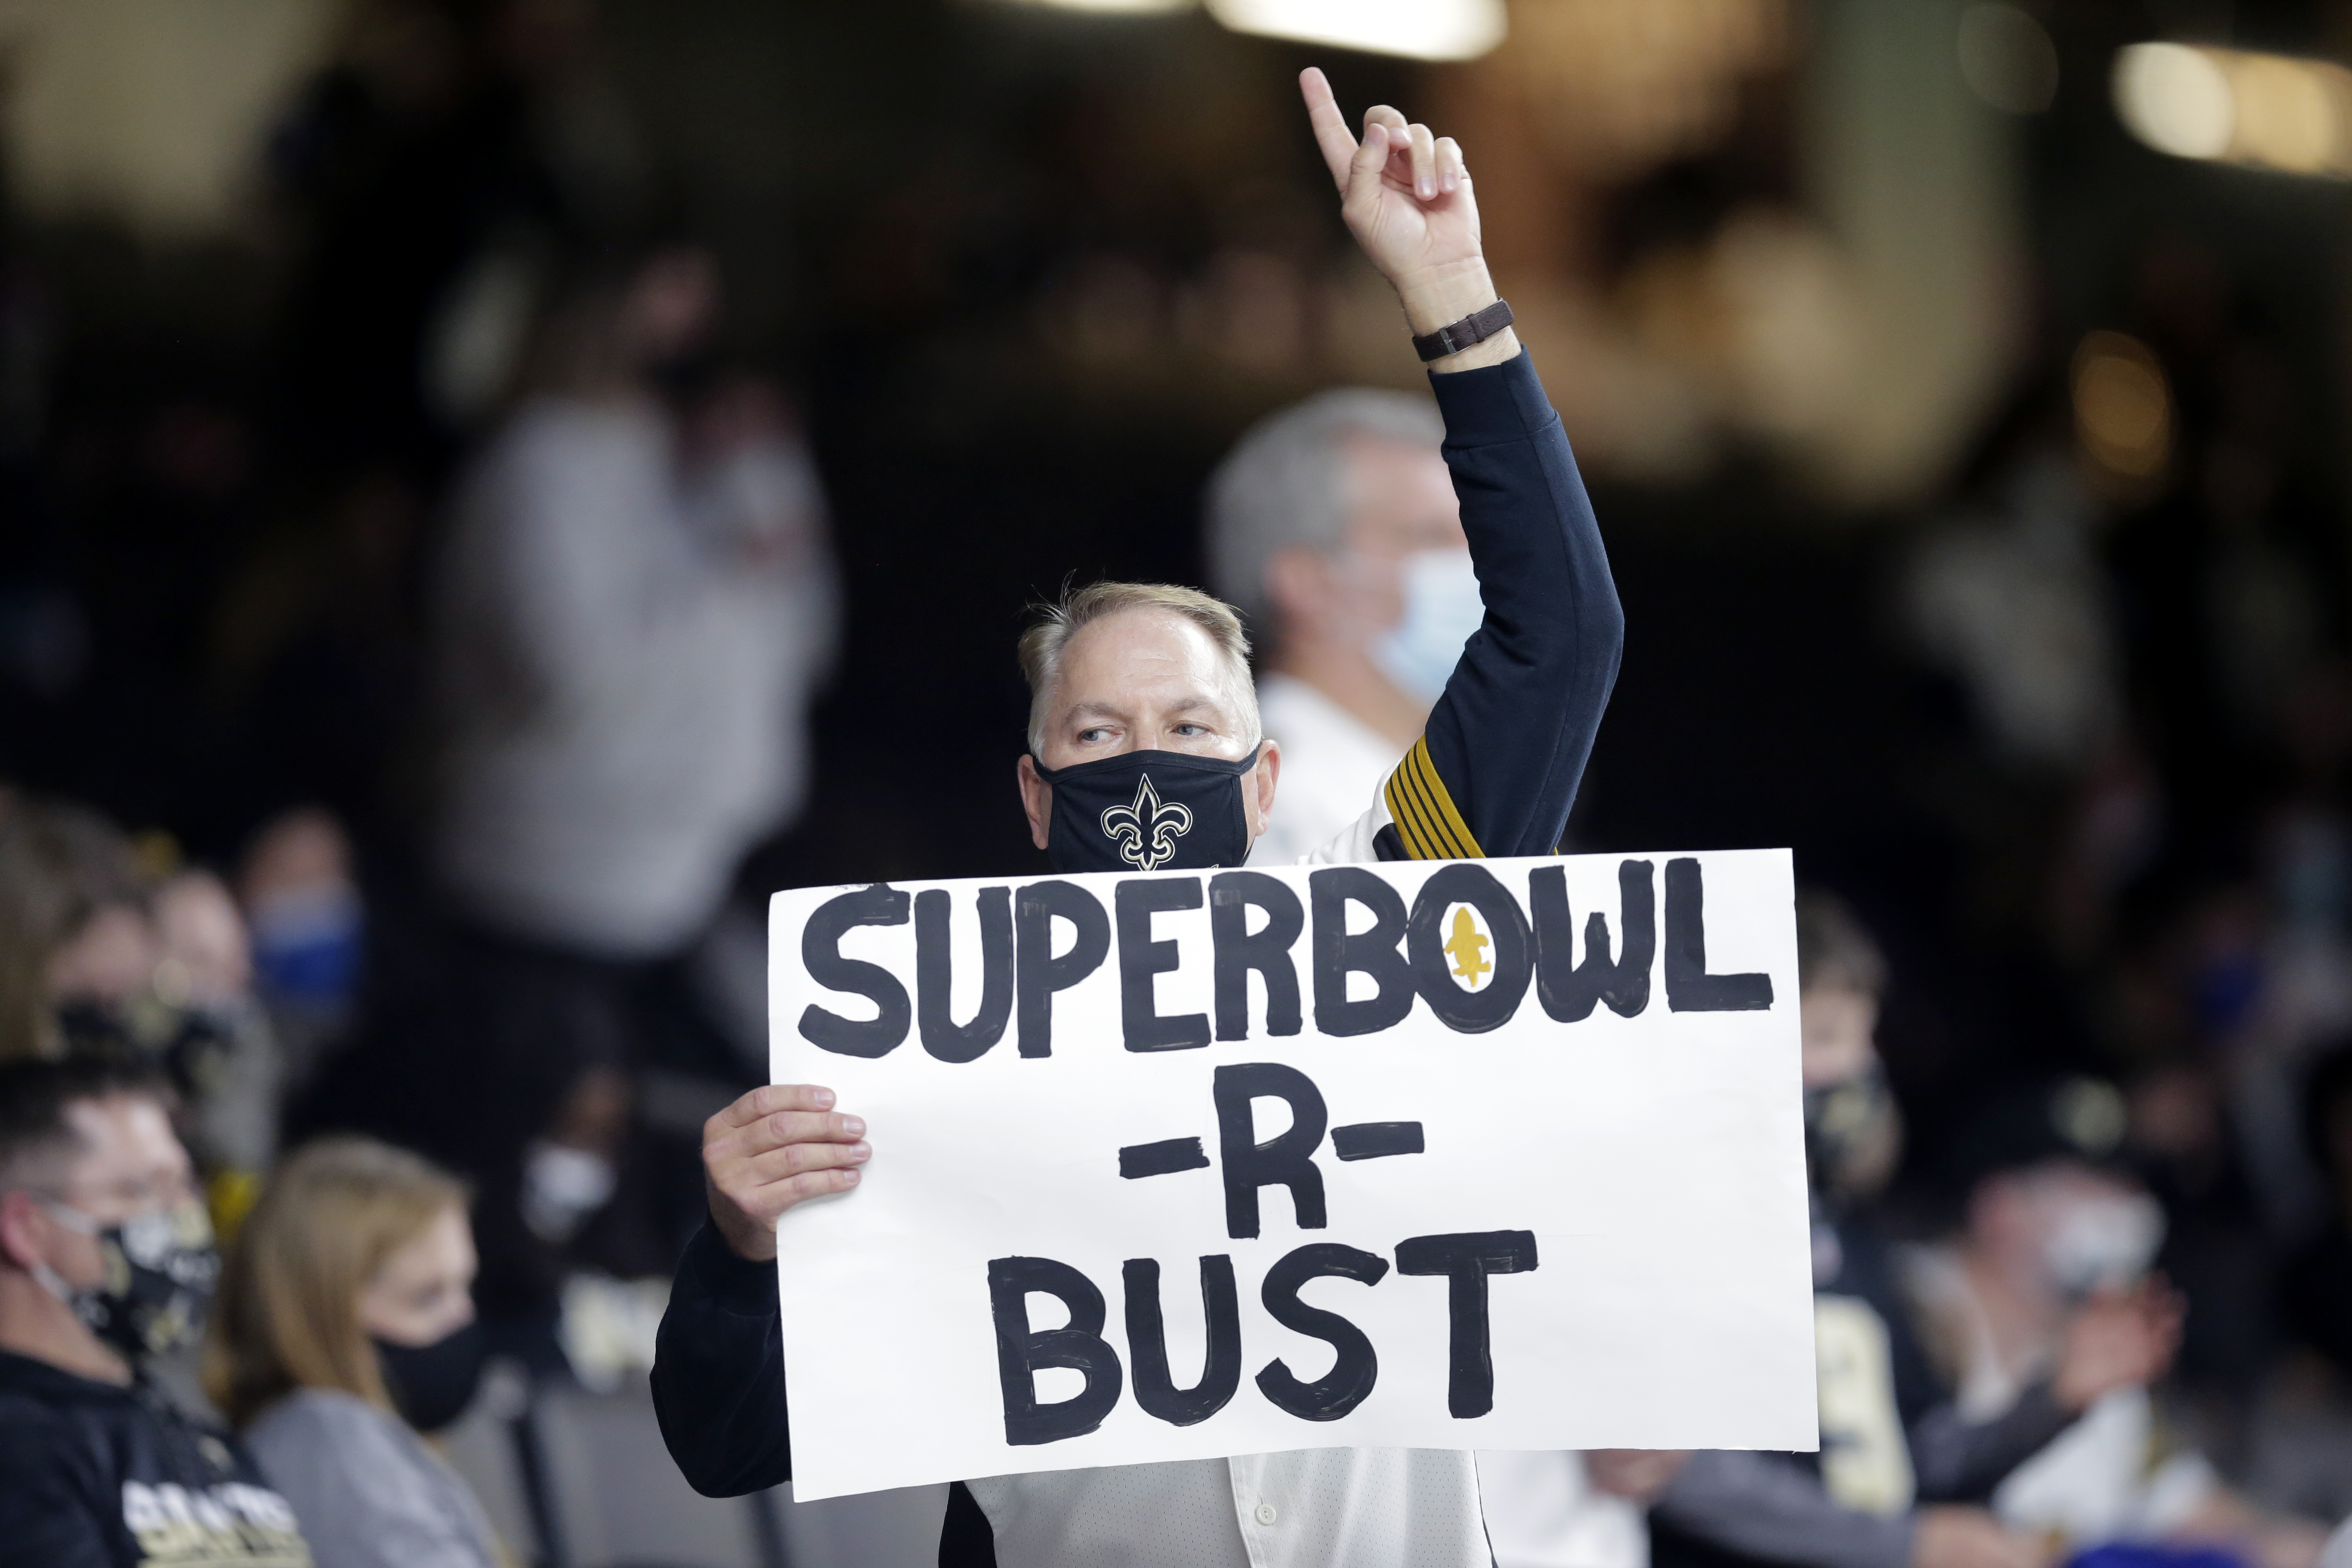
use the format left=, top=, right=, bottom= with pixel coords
left=1205, top=387, right=1446, bottom=632
left=1019, top=582, right=1260, bottom=757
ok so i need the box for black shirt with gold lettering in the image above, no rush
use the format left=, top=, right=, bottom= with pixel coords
left=0, top=1349, right=311, bottom=1568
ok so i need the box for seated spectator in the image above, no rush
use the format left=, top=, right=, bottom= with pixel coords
left=1651, top=894, right=2176, bottom=1568
left=206, top=1137, right=500, bottom=1568
left=0, top=793, right=154, bottom=1062
left=152, top=867, right=284, bottom=1200
left=235, top=807, right=366, bottom=1096
left=0, top=1055, right=311, bottom=1565
left=0, top=793, right=282, bottom=1211
left=1905, top=1078, right=2326, bottom=1566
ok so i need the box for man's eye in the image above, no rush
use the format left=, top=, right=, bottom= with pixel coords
left=1171, top=723, right=1205, bottom=737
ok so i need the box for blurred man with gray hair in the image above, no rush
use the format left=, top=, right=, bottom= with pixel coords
left=1205, top=387, right=1479, bottom=864
left=1215, top=399, right=1687, bottom=1565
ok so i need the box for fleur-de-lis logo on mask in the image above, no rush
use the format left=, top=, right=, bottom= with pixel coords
left=1100, top=775, right=1193, bottom=872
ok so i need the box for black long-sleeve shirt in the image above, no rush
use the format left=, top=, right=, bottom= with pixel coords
left=652, top=346, right=1624, bottom=1560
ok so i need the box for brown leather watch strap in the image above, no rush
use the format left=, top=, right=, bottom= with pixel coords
left=1411, top=298, right=1514, bottom=363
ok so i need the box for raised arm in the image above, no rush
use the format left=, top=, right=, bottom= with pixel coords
left=1300, top=70, right=1623, bottom=862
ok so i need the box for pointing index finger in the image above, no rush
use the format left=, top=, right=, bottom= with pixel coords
left=1299, top=67, right=1357, bottom=193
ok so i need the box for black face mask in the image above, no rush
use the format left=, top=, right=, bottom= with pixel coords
left=374, top=1321, right=487, bottom=1434
left=1802, top=1060, right=1901, bottom=1200
left=37, top=1200, right=219, bottom=1361
left=1029, top=745, right=1262, bottom=875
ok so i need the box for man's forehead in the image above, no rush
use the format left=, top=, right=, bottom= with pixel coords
left=1058, top=609, right=1230, bottom=691
left=61, top=1094, right=185, bottom=1176
left=1065, top=604, right=1213, bottom=656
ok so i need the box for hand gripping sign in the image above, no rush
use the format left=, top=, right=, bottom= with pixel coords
left=768, top=849, right=1818, bottom=1500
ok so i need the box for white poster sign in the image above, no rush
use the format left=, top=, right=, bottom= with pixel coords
left=768, top=849, right=1818, bottom=1501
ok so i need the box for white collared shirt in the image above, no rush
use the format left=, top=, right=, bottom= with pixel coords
left=1476, top=1451, right=1647, bottom=1568
left=1251, top=676, right=1408, bottom=868
left=966, top=1449, right=1490, bottom=1568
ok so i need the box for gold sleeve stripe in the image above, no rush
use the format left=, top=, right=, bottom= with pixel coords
left=1382, top=736, right=1485, bottom=860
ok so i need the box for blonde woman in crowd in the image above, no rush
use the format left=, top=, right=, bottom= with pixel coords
left=207, top=1137, right=503, bottom=1568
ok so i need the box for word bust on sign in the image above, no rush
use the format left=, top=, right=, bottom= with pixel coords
left=769, top=850, right=1813, bottom=1500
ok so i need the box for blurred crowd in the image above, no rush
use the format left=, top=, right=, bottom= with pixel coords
left=4, top=0, right=2352, bottom=1566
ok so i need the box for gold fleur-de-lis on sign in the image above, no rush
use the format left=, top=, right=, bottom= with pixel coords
left=1100, top=776, right=1193, bottom=871
left=1443, top=906, right=1491, bottom=986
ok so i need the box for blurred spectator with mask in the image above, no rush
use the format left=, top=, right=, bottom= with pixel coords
left=0, top=794, right=282, bottom=1207
left=1903, top=1079, right=2323, bottom=1565
left=429, top=242, right=838, bottom=1335
left=208, top=1137, right=500, bottom=1568
left=1200, top=328, right=1675, bottom=1568
left=1205, top=389, right=1478, bottom=864
left=236, top=808, right=367, bottom=1098
left=1651, top=894, right=2176, bottom=1568
left=0, top=793, right=150, bottom=1063
left=0, top=1056, right=311, bottom=1566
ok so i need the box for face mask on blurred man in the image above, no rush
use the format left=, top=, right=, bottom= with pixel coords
left=2039, top=1188, right=2165, bottom=1298
left=1802, top=1059, right=1902, bottom=1199
left=1370, top=549, right=1483, bottom=703
left=34, top=1197, right=219, bottom=1360
left=247, top=882, right=364, bottom=1009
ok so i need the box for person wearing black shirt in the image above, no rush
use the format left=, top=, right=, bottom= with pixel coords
left=0, top=1056, right=311, bottom=1568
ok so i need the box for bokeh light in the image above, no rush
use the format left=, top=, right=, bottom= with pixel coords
left=2071, top=330, right=2172, bottom=480
left=1957, top=4, right=2059, bottom=116
left=2114, top=41, right=2352, bottom=177
left=1204, top=0, right=1506, bottom=62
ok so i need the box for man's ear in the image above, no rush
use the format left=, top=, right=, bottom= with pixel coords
left=1016, top=754, right=1052, bottom=852
left=1243, top=739, right=1282, bottom=841
left=0, top=1191, right=51, bottom=1272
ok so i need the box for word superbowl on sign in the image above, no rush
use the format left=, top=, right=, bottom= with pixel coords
left=767, top=849, right=1818, bottom=1500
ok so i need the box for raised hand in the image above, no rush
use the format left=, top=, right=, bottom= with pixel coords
left=1298, top=66, right=1516, bottom=368
left=702, top=1083, right=872, bottom=1261
left=2053, top=1275, right=2185, bottom=1413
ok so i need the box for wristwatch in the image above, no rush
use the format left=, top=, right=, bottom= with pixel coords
left=1411, top=299, right=1514, bottom=363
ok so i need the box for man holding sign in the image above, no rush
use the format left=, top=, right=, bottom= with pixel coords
left=649, top=69, right=1795, bottom=1568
